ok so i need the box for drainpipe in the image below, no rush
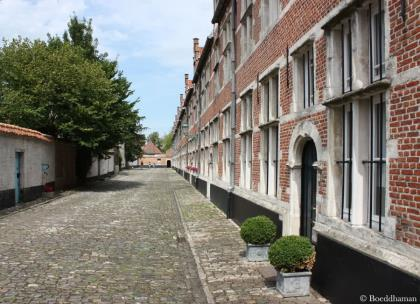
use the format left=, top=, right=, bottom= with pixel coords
left=197, top=82, right=202, bottom=178
left=228, top=0, right=237, bottom=217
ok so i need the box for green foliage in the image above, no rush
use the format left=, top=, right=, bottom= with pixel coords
left=240, top=216, right=277, bottom=245
left=161, top=132, right=173, bottom=152
left=0, top=15, right=145, bottom=177
left=125, top=133, right=146, bottom=162
left=147, top=132, right=162, bottom=149
left=268, top=236, right=315, bottom=273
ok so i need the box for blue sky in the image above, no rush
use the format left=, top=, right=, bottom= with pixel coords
left=0, top=0, right=213, bottom=136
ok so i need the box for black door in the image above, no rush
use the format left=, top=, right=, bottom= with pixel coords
left=301, top=140, right=317, bottom=240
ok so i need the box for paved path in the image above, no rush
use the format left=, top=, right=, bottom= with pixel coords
left=0, top=168, right=326, bottom=304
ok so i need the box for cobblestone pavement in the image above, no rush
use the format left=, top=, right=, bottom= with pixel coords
left=0, top=168, right=327, bottom=304
left=0, top=169, right=206, bottom=304
left=173, top=172, right=327, bottom=304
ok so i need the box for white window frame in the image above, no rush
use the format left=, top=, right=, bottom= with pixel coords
left=241, top=133, right=252, bottom=189
left=223, top=109, right=231, bottom=139
left=241, top=12, right=253, bottom=60
left=223, top=139, right=230, bottom=182
left=261, top=72, right=279, bottom=124
left=342, top=18, right=352, bottom=93
left=366, top=94, right=386, bottom=230
left=241, top=93, right=253, bottom=132
left=261, top=0, right=280, bottom=34
left=369, top=0, right=385, bottom=82
left=212, top=143, right=219, bottom=180
left=260, top=126, right=279, bottom=196
left=294, top=44, right=315, bottom=110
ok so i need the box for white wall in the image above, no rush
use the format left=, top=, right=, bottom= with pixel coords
left=0, top=134, right=55, bottom=191
left=86, top=152, right=115, bottom=178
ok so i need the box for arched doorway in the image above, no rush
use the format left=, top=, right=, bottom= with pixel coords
left=300, top=140, right=317, bottom=239
left=166, top=160, right=171, bottom=168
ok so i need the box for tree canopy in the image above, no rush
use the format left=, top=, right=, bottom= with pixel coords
left=147, top=132, right=162, bottom=150
left=0, top=16, right=145, bottom=171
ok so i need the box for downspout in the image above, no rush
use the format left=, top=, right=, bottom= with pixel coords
left=229, top=0, right=237, bottom=191
left=197, top=83, right=202, bottom=178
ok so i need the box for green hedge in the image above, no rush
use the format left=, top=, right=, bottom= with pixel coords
left=268, top=236, right=315, bottom=272
left=240, top=216, right=277, bottom=245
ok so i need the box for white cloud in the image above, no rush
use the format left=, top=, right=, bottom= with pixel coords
left=0, top=0, right=87, bottom=41
left=0, top=0, right=213, bottom=69
left=0, top=0, right=214, bottom=134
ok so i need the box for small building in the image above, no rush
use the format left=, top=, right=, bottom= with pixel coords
left=139, top=142, right=172, bottom=168
left=0, top=123, right=55, bottom=209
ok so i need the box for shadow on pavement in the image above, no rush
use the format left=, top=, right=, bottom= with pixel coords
left=79, top=180, right=145, bottom=193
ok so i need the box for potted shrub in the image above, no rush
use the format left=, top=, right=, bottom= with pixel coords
left=268, top=236, right=315, bottom=297
left=240, top=216, right=277, bottom=262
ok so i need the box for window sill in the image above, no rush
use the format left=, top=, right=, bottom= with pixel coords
left=258, top=119, right=279, bottom=129
left=240, top=3, right=253, bottom=24
left=323, top=79, right=391, bottom=107
left=239, top=129, right=253, bottom=136
left=223, top=41, right=232, bottom=54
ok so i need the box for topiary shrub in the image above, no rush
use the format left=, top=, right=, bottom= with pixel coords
left=268, top=236, right=315, bottom=273
left=240, top=216, right=277, bottom=245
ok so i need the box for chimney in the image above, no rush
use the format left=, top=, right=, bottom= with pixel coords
left=193, top=38, right=200, bottom=67
left=184, top=74, right=189, bottom=92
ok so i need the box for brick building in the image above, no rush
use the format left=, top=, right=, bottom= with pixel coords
left=171, top=0, right=419, bottom=302
left=139, top=141, right=172, bottom=167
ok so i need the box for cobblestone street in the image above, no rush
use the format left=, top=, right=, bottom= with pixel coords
left=0, top=169, right=326, bottom=304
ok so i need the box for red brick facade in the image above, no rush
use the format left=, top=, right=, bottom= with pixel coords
left=172, top=0, right=420, bottom=258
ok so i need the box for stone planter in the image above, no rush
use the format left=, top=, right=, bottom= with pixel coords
left=246, top=243, right=269, bottom=261
left=276, top=271, right=311, bottom=297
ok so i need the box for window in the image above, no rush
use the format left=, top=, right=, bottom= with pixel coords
left=260, top=126, right=279, bottom=196
left=223, top=108, right=231, bottom=139
left=341, top=19, right=352, bottom=92
left=223, top=47, right=232, bottom=84
left=241, top=93, right=253, bottom=132
left=223, top=18, right=232, bottom=47
left=215, top=66, right=221, bottom=93
left=369, top=0, right=385, bottom=81
left=261, top=72, right=279, bottom=123
left=295, top=45, right=315, bottom=109
left=241, top=11, right=253, bottom=59
left=212, top=144, right=219, bottom=180
left=223, top=140, right=230, bottom=182
left=213, top=118, right=219, bottom=143
left=338, top=103, right=353, bottom=221
left=241, top=133, right=252, bottom=189
left=365, top=94, right=386, bottom=231
left=241, top=0, right=252, bottom=16
left=262, top=0, right=280, bottom=33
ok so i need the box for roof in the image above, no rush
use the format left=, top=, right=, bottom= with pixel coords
left=0, top=123, right=52, bottom=142
left=212, top=0, right=230, bottom=24
left=166, top=148, right=174, bottom=158
left=143, top=141, right=163, bottom=155
left=193, top=36, right=214, bottom=83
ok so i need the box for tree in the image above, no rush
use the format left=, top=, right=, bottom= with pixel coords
left=161, top=133, right=173, bottom=152
left=0, top=16, right=145, bottom=179
left=147, top=132, right=161, bottom=149
left=62, top=16, right=146, bottom=161
left=0, top=38, right=115, bottom=152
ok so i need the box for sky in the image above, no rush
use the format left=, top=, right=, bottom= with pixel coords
left=0, top=0, right=213, bottom=136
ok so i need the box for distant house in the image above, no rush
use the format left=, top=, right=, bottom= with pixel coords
left=139, top=142, right=172, bottom=168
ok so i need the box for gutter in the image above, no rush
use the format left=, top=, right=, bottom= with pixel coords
left=211, top=0, right=230, bottom=24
